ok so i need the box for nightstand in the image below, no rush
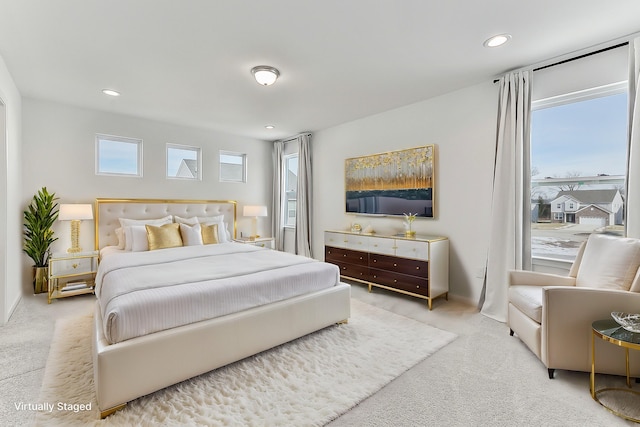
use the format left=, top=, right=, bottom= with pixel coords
left=234, top=237, right=275, bottom=249
left=48, top=251, right=99, bottom=304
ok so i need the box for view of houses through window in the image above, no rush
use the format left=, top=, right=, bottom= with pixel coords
left=219, top=151, right=247, bottom=183
left=285, top=154, right=298, bottom=227
left=530, top=88, right=628, bottom=261
left=167, top=144, right=201, bottom=180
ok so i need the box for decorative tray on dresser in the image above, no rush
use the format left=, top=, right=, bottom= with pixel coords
left=324, top=230, right=449, bottom=310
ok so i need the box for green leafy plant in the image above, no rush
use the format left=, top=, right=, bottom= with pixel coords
left=23, top=187, right=59, bottom=267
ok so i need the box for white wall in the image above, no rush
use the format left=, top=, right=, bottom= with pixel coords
left=313, top=81, right=498, bottom=305
left=21, top=98, right=272, bottom=292
left=0, top=55, right=22, bottom=324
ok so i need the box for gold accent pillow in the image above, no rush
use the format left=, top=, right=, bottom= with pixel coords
left=145, top=223, right=183, bottom=250
left=201, top=223, right=219, bottom=245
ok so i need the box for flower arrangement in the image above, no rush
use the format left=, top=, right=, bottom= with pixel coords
left=403, top=213, right=417, bottom=237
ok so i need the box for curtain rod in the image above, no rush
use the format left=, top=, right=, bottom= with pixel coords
left=493, top=40, right=629, bottom=83
left=280, top=132, right=312, bottom=143
left=533, top=41, right=628, bottom=72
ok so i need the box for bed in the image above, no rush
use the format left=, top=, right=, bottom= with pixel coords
left=92, top=198, right=351, bottom=418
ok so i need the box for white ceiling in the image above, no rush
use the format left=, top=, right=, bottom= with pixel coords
left=1, top=0, right=639, bottom=140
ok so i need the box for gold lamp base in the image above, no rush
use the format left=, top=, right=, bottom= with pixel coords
left=67, top=219, right=83, bottom=253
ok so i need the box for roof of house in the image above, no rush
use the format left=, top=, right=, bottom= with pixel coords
left=553, top=189, right=620, bottom=204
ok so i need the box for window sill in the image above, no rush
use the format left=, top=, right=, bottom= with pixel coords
left=532, top=256, right=572, bottom=275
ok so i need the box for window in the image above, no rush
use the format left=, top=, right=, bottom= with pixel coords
left=530, top=86, right=628, bottom=261
left=167, top=144, right=201, bottom=180
left=219, top=151, right=246, bottom=182
left=284, top=154, right=298, bottom=227
left=96, top=134, right=142, bottom=176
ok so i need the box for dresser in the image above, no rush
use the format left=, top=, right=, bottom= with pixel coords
left=324, top=230, right=449, bottom=309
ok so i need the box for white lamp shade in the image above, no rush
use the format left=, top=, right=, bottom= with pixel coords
left=243, top=205, right=268, bottom=217
left=58, top=204, right=93, bottom=221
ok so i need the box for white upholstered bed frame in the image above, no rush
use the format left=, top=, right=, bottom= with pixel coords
left=92, top=198, right=351, bottom=418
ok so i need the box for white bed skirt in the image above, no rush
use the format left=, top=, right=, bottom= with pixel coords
left=93, top=283, right=351, bottom=416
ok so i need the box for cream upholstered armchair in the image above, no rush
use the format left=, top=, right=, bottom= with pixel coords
left=508, top=233, right=640, bottom=378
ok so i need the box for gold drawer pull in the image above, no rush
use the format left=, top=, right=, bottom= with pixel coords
left=72, top=263, right=78, bottom=269
left=342, top=267, right=346, bottom=270
left=393, top=279, right=397, bottom=283
left=416, top=285, right=420, bottom=289
left=393, top=263, right=397, bottom=267
left=373, top=275, right=377, bottom=278
left=373, top=259, right=377, bottom=263
left=359, top=256, right=363, bottom=260
left=343, top=254, right=347, bottom=257
left=416, top=266, right=420, bottom=270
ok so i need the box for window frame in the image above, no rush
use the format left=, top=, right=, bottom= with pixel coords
left=166, top=143, right=202, bottom=180
left=530, top=81, right=628, bottom=266
left=95, top=133, right=143, bottom=177
left=219, top=151, right=247, bottom=183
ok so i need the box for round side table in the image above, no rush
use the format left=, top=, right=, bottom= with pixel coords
left=591, top=318, right=640, bottom=423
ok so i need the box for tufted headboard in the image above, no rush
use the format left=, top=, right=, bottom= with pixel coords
left=94, top=198, right=237, bottom=250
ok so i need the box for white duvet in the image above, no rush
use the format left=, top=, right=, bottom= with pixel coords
left=96, top=243, right=340, bottom=344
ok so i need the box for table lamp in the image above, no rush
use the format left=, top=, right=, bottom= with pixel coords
left=58, top=204, right=93, bottom=253
left=243, top=205, right=268, bottom=240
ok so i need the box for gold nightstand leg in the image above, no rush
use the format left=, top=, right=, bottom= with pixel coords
left=626, top=348, right=631, bottom=388
left=591, top=330, right=596, bottom=398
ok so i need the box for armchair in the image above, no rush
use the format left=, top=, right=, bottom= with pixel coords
left=508, top=233, right=640, bottom=378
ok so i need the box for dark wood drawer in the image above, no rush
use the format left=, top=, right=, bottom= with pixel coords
left=369, top=268, right=429, bottom=296
left=325, top=246, right=368, bottom=266
left=369, top=253, right=428, bottom=278
left=332, top=261, right=370, bottom=281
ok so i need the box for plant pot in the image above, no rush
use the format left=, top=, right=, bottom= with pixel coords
left=33, top=266, right=48, bottom=294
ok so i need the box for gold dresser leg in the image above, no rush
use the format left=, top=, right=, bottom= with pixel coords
left=100, top=403, right=127, bottom=419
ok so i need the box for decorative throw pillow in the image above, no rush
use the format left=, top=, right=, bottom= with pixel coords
left=124, top=225, right=150, bottom=251
left=201, top=223, right=219, bottom=245
left=146, top=223, right=183, bottom=250
left=179, top=223, right=203, bottom=246
left=115, top=227, right=125, bottom=249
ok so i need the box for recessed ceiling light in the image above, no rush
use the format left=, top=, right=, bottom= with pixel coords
left=483, top=34, right=512, bottom=48
left=102, top=89, right=120, bottom=96
left=251, top=66, right=280, bottom=86
left=265, top=125, right=275, bottom=129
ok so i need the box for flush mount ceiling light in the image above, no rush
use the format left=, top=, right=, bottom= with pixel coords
left=102, top=89, right=120, bottom=96
left=251, top=66, right=280, bottom=86
left=265, top=125, right=275, bottom=129
left=483, top=34, right=512, bottom=48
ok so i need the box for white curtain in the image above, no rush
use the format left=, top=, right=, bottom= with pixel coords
left=626, top=37, right=640, bottom=238
left=481, top=70, right=532, bottom=322
left=272, top=140, right=285, bottom=251
left=295, top=133, right=313, bottom=257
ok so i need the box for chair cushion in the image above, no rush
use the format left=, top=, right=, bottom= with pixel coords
left=508, top=285, right=543, bottom=324
left=576, top=234, right=640, bottom=291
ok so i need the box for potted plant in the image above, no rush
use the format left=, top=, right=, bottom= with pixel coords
left=23, top=187, right=59, bottom=294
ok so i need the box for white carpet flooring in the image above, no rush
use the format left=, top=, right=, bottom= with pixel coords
left=34, top=299, right=456, bottom=426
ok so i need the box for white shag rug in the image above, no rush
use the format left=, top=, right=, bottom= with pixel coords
left=35, top=299, right=456, bottom=426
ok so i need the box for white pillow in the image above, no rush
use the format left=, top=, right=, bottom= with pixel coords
left=179, top=223, right=203, bottom=246
left=175, top=215, right=229, bottom=243
left=173, top=215, right=199, bottom=225
left=124, top=225, right=150, bottom=252
left=119, top=215, right=173, bottom=228
left=115, top=227, right=125, bottom=249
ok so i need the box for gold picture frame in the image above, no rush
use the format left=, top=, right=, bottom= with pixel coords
left=345, top=145, right=434, bottom=217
